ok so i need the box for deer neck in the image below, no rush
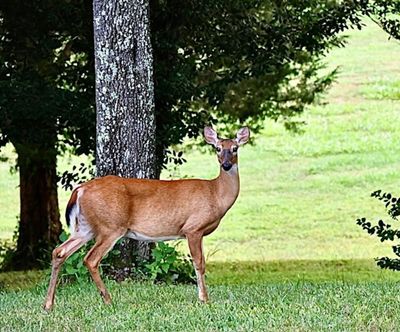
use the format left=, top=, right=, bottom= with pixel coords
left=214, top=164, right=240, bottom=212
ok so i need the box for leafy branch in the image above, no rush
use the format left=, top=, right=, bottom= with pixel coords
left=356, top=190, right=400, bottom=271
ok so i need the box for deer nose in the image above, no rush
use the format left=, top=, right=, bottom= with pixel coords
left=222, top=162, right=232, bottom=171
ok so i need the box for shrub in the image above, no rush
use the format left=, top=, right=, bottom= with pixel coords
left=145, top=242, right=195, bottom=284
left=356, top=190, right=400, bottom=271
left=55, top=232, right=195, bottom=284
left=57, top=231, right=122, bottom=283
left=0, top=238, right=15, bottom=270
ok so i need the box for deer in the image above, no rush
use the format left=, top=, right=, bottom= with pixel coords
left=43, top=126, right=250, bottom=311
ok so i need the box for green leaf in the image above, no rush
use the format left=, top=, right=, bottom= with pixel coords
left=161, top=263, right=170, bottom=273
left=166, top=255, right=176, bottom=264
left=65, top=266, right=77, bottom=274
left=59, top=231, right=68, bottom=242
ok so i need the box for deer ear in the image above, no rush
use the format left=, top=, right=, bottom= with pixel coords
left=236, top=127, right=250, bottom=145
left=204, top=127, right=218, bottom=146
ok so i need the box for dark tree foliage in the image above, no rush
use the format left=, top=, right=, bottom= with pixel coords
left=0, top=0, right=95, bottom=269
left=364, top=0, right=400, bottom=40
left=0, top=0, right=95, bottom=154
left=151, top=0, right=370, bottom=172
left=0, top=0, right=369, bottom=269
left=357, top=191, right=400, bottom=271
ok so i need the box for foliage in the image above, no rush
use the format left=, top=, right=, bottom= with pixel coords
left=55, top=232, right=194, bottom=284
left=0, top=221, right=19, bottom=270
left=364, top=0, right=400, bottom=40
left=0, top=224, right=21, bottom=271
left=0, top=238, right=15, bottom=270
left=1, top=0, right=370, bottom=172
left=356, top=190, right=400, bottom=271
left=145, top=242, right=195, bottom=284
left=0, top=0, right=95, bottom=157
left=59, top=161, right=95, bottom=192
left=0, top=223, right=58, bottom=271
left=56, top=231, right=121, bottom=283
left=151, top=0, right=370, bottom=169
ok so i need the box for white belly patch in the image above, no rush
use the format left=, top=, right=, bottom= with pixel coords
left=125, top=230, right=184, bottom=242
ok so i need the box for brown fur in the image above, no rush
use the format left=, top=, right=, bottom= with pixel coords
left=78, top=174, right=237, bottom=238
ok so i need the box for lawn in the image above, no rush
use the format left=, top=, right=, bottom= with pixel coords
left=1, top=19, right=400, bottom=331
left=1, top=279, right=400, bottom=331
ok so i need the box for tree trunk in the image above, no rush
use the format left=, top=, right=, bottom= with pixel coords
left=8, top=146, right=62, bottom=270
left=93, top=0, right=157, bottom=280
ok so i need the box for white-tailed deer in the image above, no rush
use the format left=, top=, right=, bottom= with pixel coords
left=43, top=126, right=249, bottom=311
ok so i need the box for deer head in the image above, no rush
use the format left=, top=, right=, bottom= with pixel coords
left=204, top=127, right=250, bottom=171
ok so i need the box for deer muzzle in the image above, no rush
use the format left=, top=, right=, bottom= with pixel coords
left=221, top=149, right=233, bottom=171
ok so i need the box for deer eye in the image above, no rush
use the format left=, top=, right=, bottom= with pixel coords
left=216, top=147, right=222, bottom=152
left=232, top=146, right=238, bottom=152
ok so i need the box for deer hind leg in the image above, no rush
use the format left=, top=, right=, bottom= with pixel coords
left=187, top=234, right=208, bottom=303
left=83, top=234, right=123, bottom=304
left=43, top=236, right=90, bottom=312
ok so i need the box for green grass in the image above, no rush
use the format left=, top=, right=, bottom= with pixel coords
left=174, top=19, right=400, bottom=262
left=1, top=278, right=400, bottom=331
left=0, top=259, right=397, bottom=292
left=1, top=259, right=399, bottom=330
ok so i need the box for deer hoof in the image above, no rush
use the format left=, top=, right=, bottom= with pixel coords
left=43, top=302, right=53, bottom=313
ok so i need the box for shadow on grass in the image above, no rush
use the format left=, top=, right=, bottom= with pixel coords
left=0, top=258, right=397, bottom=292
left=207, top=259, right=399, bottom=285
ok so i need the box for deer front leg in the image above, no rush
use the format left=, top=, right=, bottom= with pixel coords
left=187, top=233, right=208, bottom=303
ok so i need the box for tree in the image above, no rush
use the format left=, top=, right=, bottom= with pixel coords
left=0, top=0, right=95, bottom=269
left=364, top=0, right=400, bottom=40
left=150, top=0, right=369, bottom=170
left=94, top=0, right=370, bottom=277
left=1, top=0, right=368, bottom=270
left=93, top=0, right=156, bottom=279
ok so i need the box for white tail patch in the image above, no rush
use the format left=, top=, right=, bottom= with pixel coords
left=68, top=203, right=79, bottom=235
left=68, top=188, right=94, bottom=241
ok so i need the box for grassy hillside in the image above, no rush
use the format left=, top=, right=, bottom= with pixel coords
left=1, top=20, right=399, bottom=264
left=177, top=19, right=400, bottom=261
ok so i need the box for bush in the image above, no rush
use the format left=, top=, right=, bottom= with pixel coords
left=55, top=232, right=195, bottom=284
left=356, top=190, right=400, bottom=271
left=145, top=242, right=195, bottom=284
left=57, top=231, right=90, bottom=283
left=0, top=238, right=15, bottom=270
left=57, top=231, right=121, bottom=283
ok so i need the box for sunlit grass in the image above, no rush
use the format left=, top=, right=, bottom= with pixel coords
left=1, top=277, right=400, bottom=331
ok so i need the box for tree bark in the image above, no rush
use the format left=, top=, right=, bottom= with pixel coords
left=7, top=146, right=62, bottom=270
left=93, top=0, right=156, bottom=280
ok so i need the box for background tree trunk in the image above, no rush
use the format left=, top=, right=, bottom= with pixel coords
left=93, top=0, right=156, bottom=280
left=7, top=146, right=62, bottom=270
